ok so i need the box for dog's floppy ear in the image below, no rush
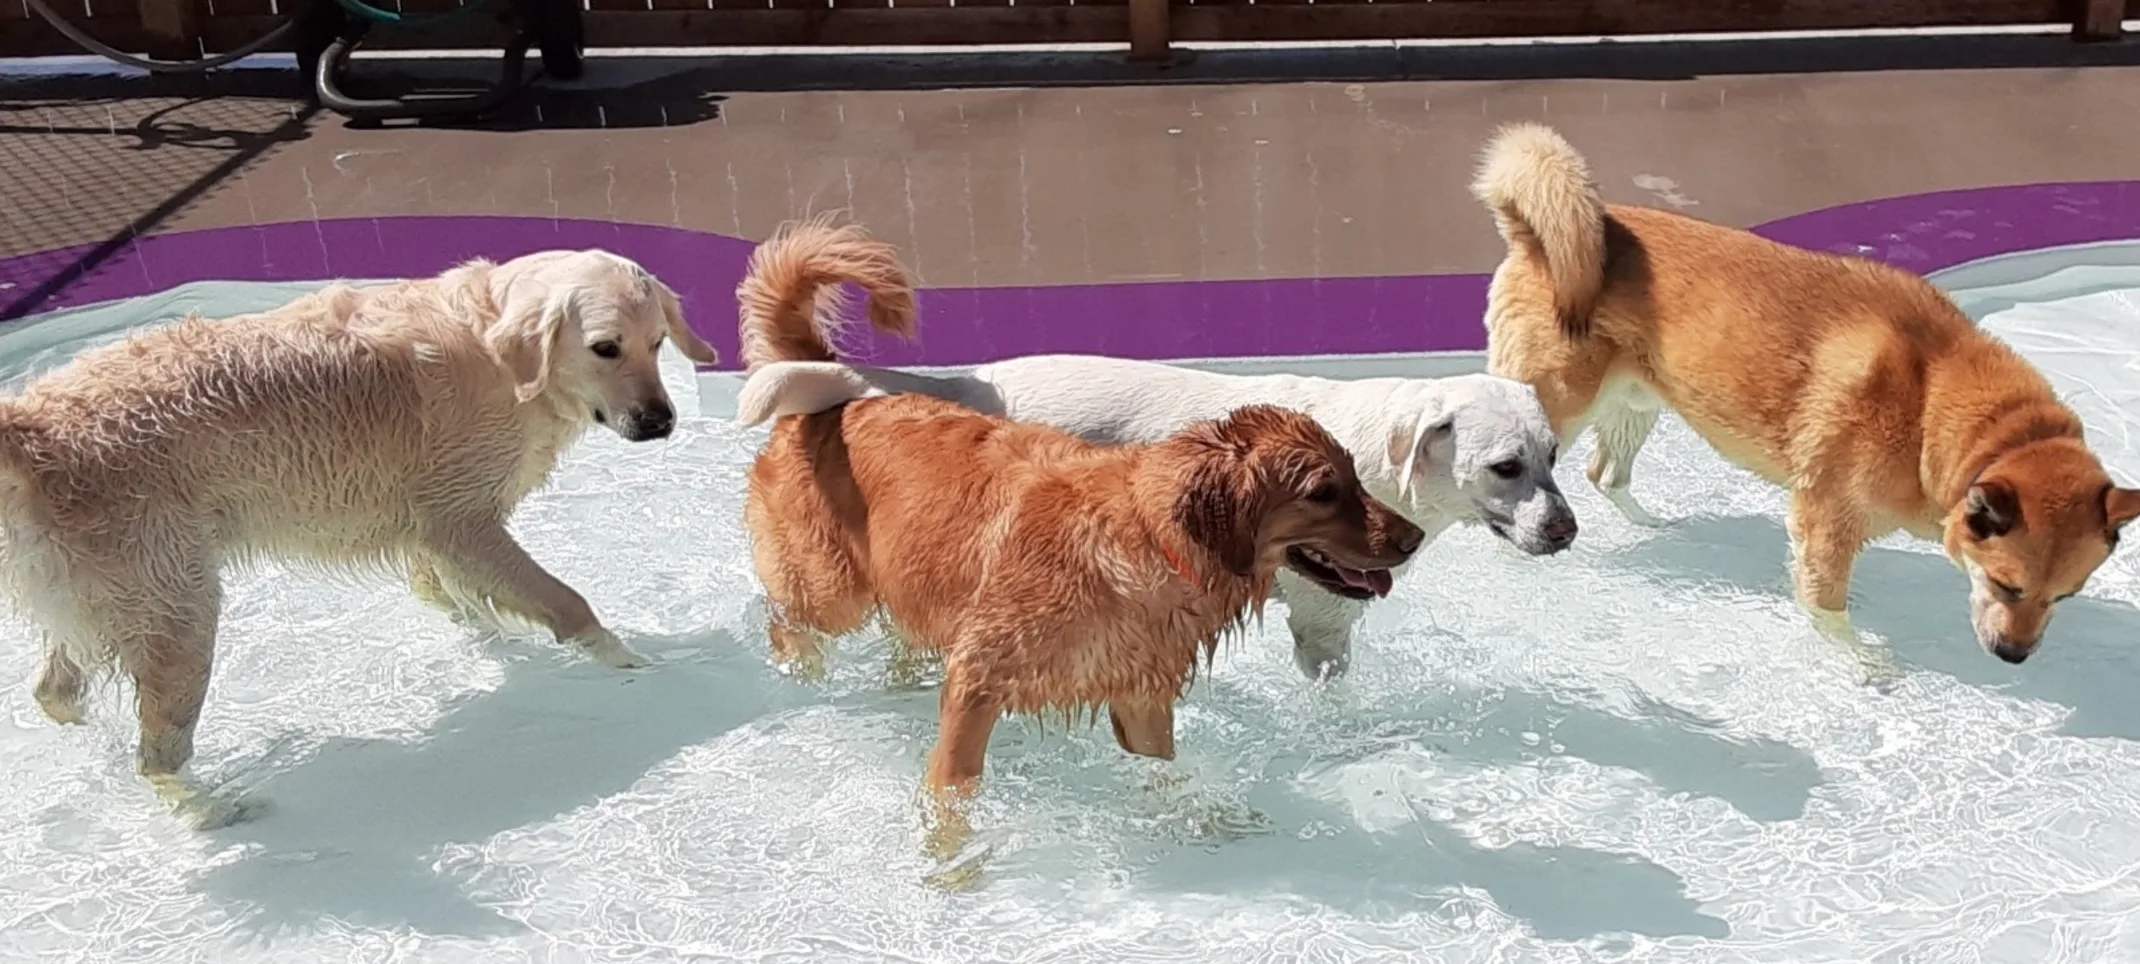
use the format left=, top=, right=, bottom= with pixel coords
left=1172, top=412, right=1286, bottom=578
left=1177, top=452, right=1261, bottom=578
left=1964, top=479, right=2022, bottom=540
left=488, top=284, right=575, bottom=404
left=1387, top=400, right=1455, bottom=499
left=651, top=275, right=721, bottom=365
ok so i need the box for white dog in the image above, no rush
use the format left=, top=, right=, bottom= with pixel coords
left=0, top=248, right=718, bottom=829
left=739, top=353, right=1573, bottom=680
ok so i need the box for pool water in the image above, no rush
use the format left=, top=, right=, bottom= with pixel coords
left=5, top=256, right=2140, bottom=963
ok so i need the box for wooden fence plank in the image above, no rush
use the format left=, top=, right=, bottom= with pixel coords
left=1126, top=0, right=1163, bottom=59
left=2075, top=0, right=2122, bottom=39
left=136, top=0, right=202, bottom=59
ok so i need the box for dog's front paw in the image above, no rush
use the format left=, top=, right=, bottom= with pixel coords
left=1851, top=650, right=1904, bottom=692
left=1804, top=607, right=1902, bottom=690
left=920, top=830, right=996, bottom=893
left=36, top=692, right=86, bottom=726
left=149, top=774, right=268, bottom=831
left=576, top=629, right=650, bottom=669
left=1805, top=606, right=1855, bottom=642
left=1293, top=647, right=1350, bottom=683
left=773, top=650, right=829, bottom=684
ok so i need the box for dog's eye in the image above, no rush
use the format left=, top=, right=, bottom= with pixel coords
left=1990, top=579, right=2023, bottom=601
left=590, top=341, right=622, bottom=359
left=1489, top=459, right=1524, bottom=479
left=1306, top=483, right=1340, bottom=505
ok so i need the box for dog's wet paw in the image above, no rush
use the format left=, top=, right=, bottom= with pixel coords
left=918, top=797, right=1000, bottom=893
left=1194, top=802, right=1276, bottom=843
left=579, top=632, right=650, bottom=670
left=883, top=646, right=942, bottom=692
left=1804, top=608, right=1903, bottom=690
left=1805, top=606, right=1856, bottom=642
left=1141, top=770, right=1273, bottom=843
left=921, top=839, right=995, bottom=893
left=36, top=694, right=86, bottom=726
left=151, top=776, right=268, bottom=831
left=1850, top=648, right=1905, bottom=692
left=1292, top=649, right=1350, bottom=683
left=774, top=653, right=828, bottom=684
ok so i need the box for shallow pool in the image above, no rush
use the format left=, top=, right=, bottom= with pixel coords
left=6, top=255, right=2140, bottom=963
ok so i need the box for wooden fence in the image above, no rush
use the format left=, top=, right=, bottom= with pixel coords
left=2, top=0, right=2132, bottom=65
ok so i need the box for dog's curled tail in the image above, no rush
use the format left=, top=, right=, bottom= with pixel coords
left=734, top=361, right=890, bottom=429
left=1471, top=122, right=1607, bottom=338
left=737, top=214, right=918, bottom=372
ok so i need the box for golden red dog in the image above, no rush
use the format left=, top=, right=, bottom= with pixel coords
left=1473, top=122, right=2140, bottom=673
left=733, top=218, right=1421, bottom=847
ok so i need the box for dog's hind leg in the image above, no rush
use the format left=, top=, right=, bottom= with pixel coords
left=34, top=638, right=89, bottom=725
left=420, top=520, right=646, bottom=669
left=881, top=619, right=941, bottom=691
left=113, top=574, right=262, bottom=830
left=747, top=507, right=871, bottom=684
left=1486, top=309, right=1660, bottom=524
left=1587, top=389, right=1667, bottom=528
left=408, top=554, right=480, bottom=625
left=1277, top=570, right=1366, bottom=681
left=921, top=670, right=1002, bottom=880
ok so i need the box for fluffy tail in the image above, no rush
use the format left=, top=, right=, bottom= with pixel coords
left=1471, top=122, right=1607, bottom=337
left=736, top=213, right=919, bottom=371
left=732, top=361, right=882, bottom=429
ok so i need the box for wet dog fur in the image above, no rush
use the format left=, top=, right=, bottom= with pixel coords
left=739, top=302, right=1572, bottom=684
left=0, top=249, right=719, bottom=828
left=1472, top=121, right=2140, bottom=668
left=734, top=217, right=1423, bottom=841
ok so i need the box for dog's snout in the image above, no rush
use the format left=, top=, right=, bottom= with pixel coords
left=628, top=402, right=675, bottom=440
left=1390, top=518, right=1425, bottom=556
left=1541, top=512, right=1579, bottom=551
left=1991, top=639, right=2032, bottom=665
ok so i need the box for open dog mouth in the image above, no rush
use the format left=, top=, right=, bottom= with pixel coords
left=1285, top=546, right=1396, bottom=600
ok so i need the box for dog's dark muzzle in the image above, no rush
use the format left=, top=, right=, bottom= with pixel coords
left=620, top=402, right=675, bottom=441
left=1538, top=511, right=1578, bottom=553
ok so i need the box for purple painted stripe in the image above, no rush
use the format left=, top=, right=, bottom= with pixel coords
left=1753, top=181, right=2140, bottom=272
left=3, top=181, right=2137, bottom=369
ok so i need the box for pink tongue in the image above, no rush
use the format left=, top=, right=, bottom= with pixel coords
left=1336, top=565, right=1395, bottom=597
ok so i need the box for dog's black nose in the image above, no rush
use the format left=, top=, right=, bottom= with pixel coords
left=1542, top=513, right=1579, bottom=549
left=1392, top=523, right=1424, bottom=556
left=1992, top=640, right=2032, bottom=665
left=633, top=403, right=674, bottom=440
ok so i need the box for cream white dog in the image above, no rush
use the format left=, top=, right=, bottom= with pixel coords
left=739, top=353, right=1574, bottom=680
left=0, top=249, right=718, bottom=829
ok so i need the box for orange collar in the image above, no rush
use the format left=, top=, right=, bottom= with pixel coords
left=1161, top=543, right=1203, bottom=591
